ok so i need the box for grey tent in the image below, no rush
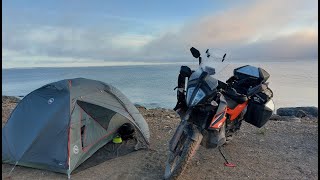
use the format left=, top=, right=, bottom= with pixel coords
left=2, top=78, right=150, bottom=177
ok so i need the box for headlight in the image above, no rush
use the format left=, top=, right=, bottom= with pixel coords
left=186, top=87, right=205, bottom=106
left=186, top=87, right=195, bottom=105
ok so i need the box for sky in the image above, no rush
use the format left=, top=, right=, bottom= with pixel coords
left=2, top=0, right=318, bottom=68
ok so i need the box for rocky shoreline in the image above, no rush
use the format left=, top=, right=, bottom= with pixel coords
left=2, top=95, right=317, bottom=127
left=2, top=96, right=318, bottom=179
left=270, top=106, right=318, bottom=122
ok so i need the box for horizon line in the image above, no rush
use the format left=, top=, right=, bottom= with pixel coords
left=2, top=58, right=318, bottom=69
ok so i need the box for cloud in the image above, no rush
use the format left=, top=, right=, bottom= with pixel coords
left=3, top=24, right=155, bottom=61
left=229, top=29, right=318, bottom=60
left=2, top=0, right=318, bottom=68
left=141, top=0, right=318, bottom=60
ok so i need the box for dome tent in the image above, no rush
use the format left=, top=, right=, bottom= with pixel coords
left=2, top=78, right=150, bottom=178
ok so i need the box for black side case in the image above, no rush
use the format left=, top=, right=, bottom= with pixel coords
left=244, top=88, right=274, bottom=128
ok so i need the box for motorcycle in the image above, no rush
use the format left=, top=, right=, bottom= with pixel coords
left=164, top=47, right=275, bottom=180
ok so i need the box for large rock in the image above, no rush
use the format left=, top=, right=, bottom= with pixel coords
left=277, top=107, right=318, bottom=118
left=270, top=114, right=301, bottom=122
left=134, top=104, right=146, bottom=109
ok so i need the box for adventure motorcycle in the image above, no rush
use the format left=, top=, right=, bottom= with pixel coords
left=164, top=47, right=275, bottom=180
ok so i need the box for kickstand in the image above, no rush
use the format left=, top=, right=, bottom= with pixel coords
left=218, top=146, right=236, bottom=167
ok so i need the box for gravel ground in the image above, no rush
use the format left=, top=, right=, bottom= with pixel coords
left=2, top=96, right=318, bottom=180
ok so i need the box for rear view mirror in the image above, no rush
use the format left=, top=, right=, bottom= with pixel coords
left=190, top=47, right=201, bottom=58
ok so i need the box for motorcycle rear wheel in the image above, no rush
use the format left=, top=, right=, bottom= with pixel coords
left=164, top=131, right=200, bottom=180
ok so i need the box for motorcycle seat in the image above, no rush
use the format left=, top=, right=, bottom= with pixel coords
left=223, top=87, right=248, bottom=104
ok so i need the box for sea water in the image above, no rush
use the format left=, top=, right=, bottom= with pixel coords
left=2, top=61, right=318, bottom=109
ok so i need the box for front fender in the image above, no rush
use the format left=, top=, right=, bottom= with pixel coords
left=187, top=125, right=203, bottom=142
left=169, top=122, right=203, bottom=152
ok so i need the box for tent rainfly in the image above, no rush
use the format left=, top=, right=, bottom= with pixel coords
left=2, top=78, right=150, bottom=178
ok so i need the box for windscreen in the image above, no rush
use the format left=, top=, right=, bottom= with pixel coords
left=187, top=48, right=229, bottom=88
left=199, top=48, right=229, bottom=78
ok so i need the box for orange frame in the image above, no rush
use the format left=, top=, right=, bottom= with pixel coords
left=226, top=101, right=248, bottom=121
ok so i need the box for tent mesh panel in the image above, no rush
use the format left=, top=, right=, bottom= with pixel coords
left=77, top=101, right=116, bottom=130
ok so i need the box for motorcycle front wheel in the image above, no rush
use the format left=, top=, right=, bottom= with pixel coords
left=164, top=130, right=200, bottom=180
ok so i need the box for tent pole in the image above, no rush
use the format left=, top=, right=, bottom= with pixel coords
left=8, top=161, right=18, bottom=176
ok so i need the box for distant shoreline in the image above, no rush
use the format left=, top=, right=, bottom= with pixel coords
left=2, top=61, right=194, bottom=70
left=2, top=59, right=318, bottom=70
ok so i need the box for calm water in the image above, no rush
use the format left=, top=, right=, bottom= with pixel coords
left=2, top=65, right=183, bottom=109
left=2, top=61, right=318, bottom=109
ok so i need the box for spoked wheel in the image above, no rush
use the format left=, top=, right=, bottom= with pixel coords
left=164, top=130, right=200, bottom=180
